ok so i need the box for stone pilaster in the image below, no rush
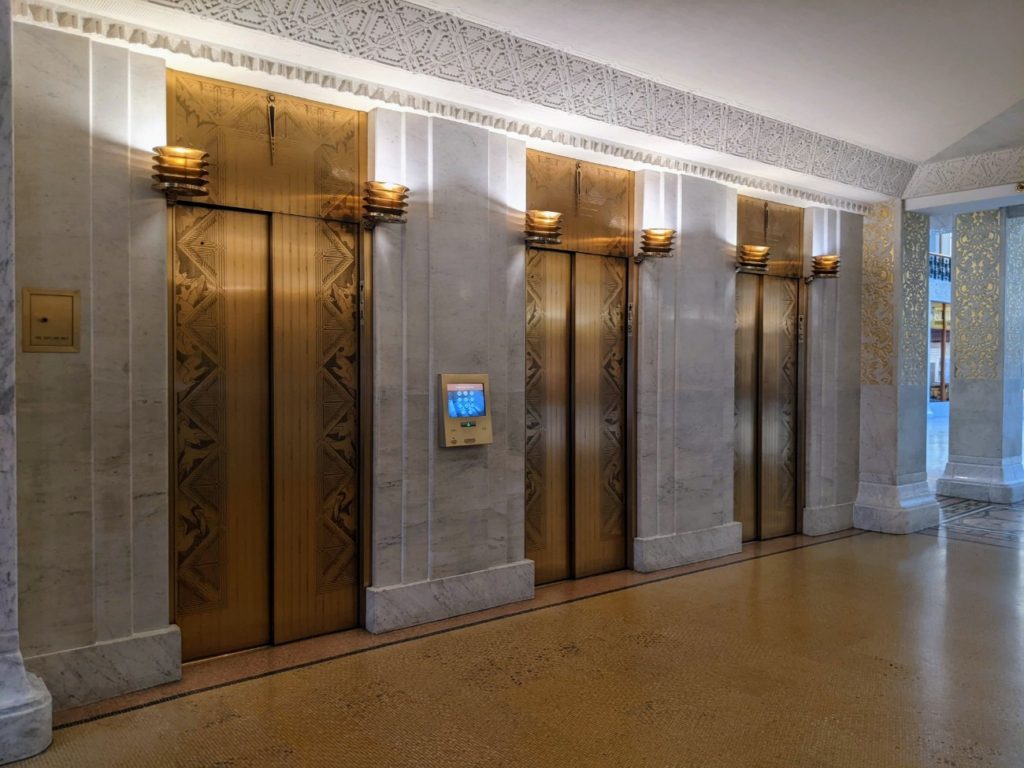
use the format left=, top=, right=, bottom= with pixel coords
left=0, top=1, right=52, bottom=762
left=853, top=201, right=940, bottom=533
left=937, top=208, right=1024, bottom=503
left=802, top=208, right=863, bottom=535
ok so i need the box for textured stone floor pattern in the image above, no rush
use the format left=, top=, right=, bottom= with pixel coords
left=25, top=531, right=1024, bottom=767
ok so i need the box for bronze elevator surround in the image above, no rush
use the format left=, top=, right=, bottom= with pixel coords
left=166, top=71, right=370, bottom=660
left=525, top=150, right=637, bottom=584
left=734, top=196, right=807, bottom=542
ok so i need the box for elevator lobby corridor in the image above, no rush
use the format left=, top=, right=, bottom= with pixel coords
left=26, top=502, right=1024, bottom=768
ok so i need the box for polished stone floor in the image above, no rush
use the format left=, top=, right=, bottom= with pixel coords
left=23, top=523, right=1024, bottom=768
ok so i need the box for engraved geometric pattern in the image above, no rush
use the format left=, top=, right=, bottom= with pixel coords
left=151, top=0, right=914, bottom=196
left=173, top=207, right=227, bottom=613
left=316, top=220, right=360, bottom=592
left=954, top=210, right=1002, bottom=381
left=598, top=257, right=627, bottom=541
left=524, top=248, right=547, bottom=552
left=772, top=279, right=800, bottom=517
left=169, top=71, right=361, bottom=219
left=861, top=201, right=897, bottom=386
left=899, top=211, right=930, bottom=387
left=1007, top=216, right=1024, bottom=381
left=904, top=145, right=1024, bottom=198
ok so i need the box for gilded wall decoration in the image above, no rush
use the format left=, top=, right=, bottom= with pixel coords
left=316, top=221, right=360, bottom=593
left=173, top=207, right=226, bottom=613
left=899, top=211, right=930, bottom=386
left=954, top=210, right=1002, bottom=381
left=150, top=0, right=913, bottom=196
left=860, top=201, right=897, bottom=386
left=1005, top=215, right=1024, bottom=381
left=524, top=248, right=546, bottom=552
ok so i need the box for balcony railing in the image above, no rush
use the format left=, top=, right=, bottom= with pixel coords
left=929, top=252, right=951, bottom=281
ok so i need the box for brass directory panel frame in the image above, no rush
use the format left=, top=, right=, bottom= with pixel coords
left=439, top=373, right=493, bottom=447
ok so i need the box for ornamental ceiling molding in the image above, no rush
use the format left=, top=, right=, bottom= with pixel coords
left=146, top=0, right=914, bottom=198
left=12, top=0, right=872, bottom=214
left=904, top=145, right=1024, bottom=199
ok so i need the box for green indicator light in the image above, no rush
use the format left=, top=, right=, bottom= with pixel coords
left=461, top=421, right=476, bottom=428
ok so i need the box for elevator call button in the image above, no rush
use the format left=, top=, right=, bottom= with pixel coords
left=439, top=373, right=493, bottom=447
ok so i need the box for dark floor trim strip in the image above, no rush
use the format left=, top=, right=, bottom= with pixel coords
left=56, top=528, right=866, bottom=730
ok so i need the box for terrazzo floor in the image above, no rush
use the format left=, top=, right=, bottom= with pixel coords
left=22, top=512, right=1024, bottom=768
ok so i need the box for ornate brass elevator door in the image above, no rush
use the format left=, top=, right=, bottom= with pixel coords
left=173, top=206, right=272, bottom=661
left=526, top=248, right=628, bottom=583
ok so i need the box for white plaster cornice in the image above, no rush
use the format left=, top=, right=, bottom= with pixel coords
left=904, top=145, right=1024, bottom=199
left=12, top=0, right=876, bottom=213
left=142, top=0, right=914, bottom=198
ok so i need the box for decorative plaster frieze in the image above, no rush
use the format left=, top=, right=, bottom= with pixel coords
left=904, top=145, right=1024, bottom=199
left=12, top=0, right=874, bottom=214
left=144, top=0, right=914, bottom=197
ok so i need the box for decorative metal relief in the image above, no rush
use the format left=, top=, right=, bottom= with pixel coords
left=954, top=210, right=1002, bottom=380
left=173, top=207, right=226, bottom=613
left=524, top=249, right=546, bottom=552
left=316, top=221, right=360, bottom=593
left=599, top=258, right=627, bottom=541
left=899, top=211, right=930, bottom=386
left=860, top=201, right=897, bottom=386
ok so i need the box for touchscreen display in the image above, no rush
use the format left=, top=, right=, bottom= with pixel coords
left=447, top=382, right=486, bottom=418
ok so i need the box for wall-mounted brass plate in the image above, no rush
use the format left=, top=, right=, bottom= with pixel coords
left=22, top=288, right=80, bottom=353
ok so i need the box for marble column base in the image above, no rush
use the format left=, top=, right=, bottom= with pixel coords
left=0, top=651, right=52, bottom=765
left=366, top=560, right=534, bottom=634
left=853, top=480, right=940, bottom=534
left=633, top=522, right=742, bottom=573
left=936, top=455, right=1024, bottom=504
left=25, top=626, right=180, bottom=710
left=802, top=502, right=854, bottom=536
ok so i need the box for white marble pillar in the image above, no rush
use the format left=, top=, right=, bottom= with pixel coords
left=802, top=208, right=863, bottom=535
left=633, top=170, right=742, bottom=571
left=0, top=1, right=52, bottom=761
left=853, top=201, right=940, bottom=533
left=937, top=208, right=1024, bottom=502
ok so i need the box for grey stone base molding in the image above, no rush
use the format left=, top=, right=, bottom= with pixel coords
left=802, top=502, right=855, bottom=536
left=0, top=650, right=51, bottom=765
left=25, top=626, right=181, bottom=711
left=853, top=480, right=941, bottom=534
left=365, top=560, right=535, bottom=634
left=937, top=455, right=1024, bottom=504
left=633, top=522, right=742, bottom=573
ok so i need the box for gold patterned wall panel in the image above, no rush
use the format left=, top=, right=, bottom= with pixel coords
left=524, top=248, right=572, bottom=584
left=173, top=206, right=272, bottom=661
left=168, top=70, right=364, bottom=220
left=861, top=201, right=897, bottom=386
left=1007, top=215, right=1024, bottom=381
left=954, top=210, right=1002, bottom=381
left=899, top=211, right=930, bottom=387
left=272, top=214, right=359, bottom=644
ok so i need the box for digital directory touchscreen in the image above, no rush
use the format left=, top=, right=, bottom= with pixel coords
left=447, top=382, right=486, bottom=419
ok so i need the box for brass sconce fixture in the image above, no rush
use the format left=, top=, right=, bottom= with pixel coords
left=736, top=244, right=770, bottom=274
left=525, top=210, right=564, bottom=245
left=363, top=181, right=410, bottom=226
left=152, top=145, right=210, bottom=204
left=806, top=254, right=840, bottom=283
left=635, top=228, right=677, bottom=264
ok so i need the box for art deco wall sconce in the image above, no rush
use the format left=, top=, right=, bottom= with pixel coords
left=152, top=146, right=210, bottom=204
left=525, top=210, right=564, bottom=245
left=363, top=181, right=410, bottom=227
left=736, top=244, right=770, bottom=274
left=635, top=228, right=677, bottom=264
left=806, top=254, right=841, bottom=283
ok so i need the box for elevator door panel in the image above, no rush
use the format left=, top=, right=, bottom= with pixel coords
left=525, top=249, right=572, bottom=584
left=573, top=253, right=628, bottom=577
left=526, top=153, right=579, bottom=252
left=734, top=273, right=759, bottom=541
left=576, top=164, right=632, bottom=259
left=759, top=277, right=799, bottom=538
left=271, top=215, right=360, bottom=642
left=173, top=206, right=271, bottom=661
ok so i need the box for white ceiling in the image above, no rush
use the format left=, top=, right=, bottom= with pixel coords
left=418, top=0, right=1024, bottom=163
